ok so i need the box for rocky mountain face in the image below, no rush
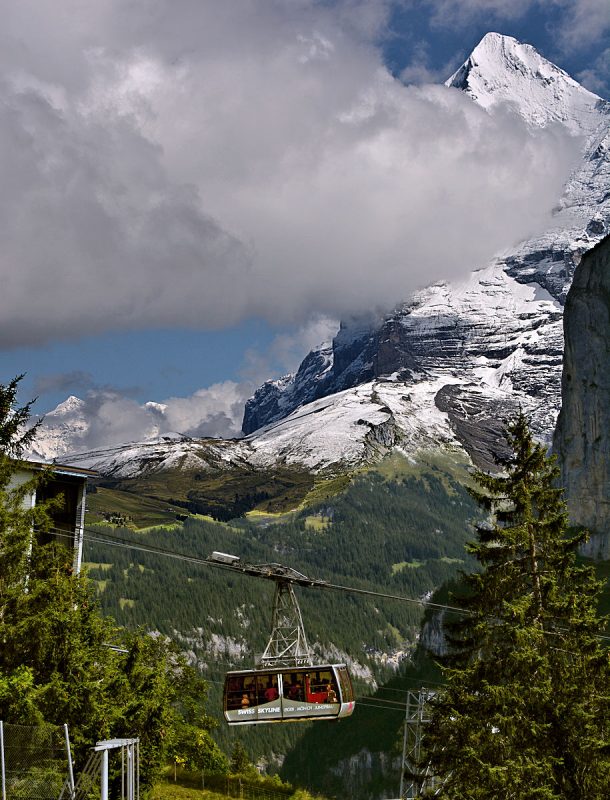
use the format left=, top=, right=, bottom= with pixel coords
left=36, top=33, right=610, bottom=482
left=554, top=233, right=610, bottom=558
left=242, top=341, right=334, bottom=436
left=242, top=33, right=610, bottom=472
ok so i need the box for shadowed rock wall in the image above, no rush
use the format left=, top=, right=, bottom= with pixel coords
left=554, top=234, right=610, bottom=557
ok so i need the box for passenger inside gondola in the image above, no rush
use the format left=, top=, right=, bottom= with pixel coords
left=289, top=680, right=303, bottom=700
left=226, top=676, right=243, bottom=710
left=313, top=672, right=326, bottom=692
left=226, top=674, right=263, bottom=710
left=304, top=670, right=339, bottom=703
left=282, top=672, right=305, bottom=701
left=264, top=677, right=279, bottom=702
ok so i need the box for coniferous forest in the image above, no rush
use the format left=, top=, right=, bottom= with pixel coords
left=85, top=459, right=479, bottom=773
left=2, top=375, right=610, bottom=799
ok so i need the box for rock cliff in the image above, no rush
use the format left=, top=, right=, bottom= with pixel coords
left=554, top=234, right=610, bottom=557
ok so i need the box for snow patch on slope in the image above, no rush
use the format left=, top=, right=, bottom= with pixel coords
left=63, top=435, right=252, bottom=480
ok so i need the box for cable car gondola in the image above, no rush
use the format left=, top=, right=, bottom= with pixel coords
left=223, top=664, right=354, bottom=725
left=207, top=552, right=356, bottom=726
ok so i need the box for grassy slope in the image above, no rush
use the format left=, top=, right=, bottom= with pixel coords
left=150, top=785, right=225, bottom=800
left=86, top=486, right=187, bottom=528
left=96, top=465, right=316, bottom=523
left=85, top=451, right=464, bottom=531
left=151, top=768, right=308, bottom=800
left=151, top=780, right=322, bottom=800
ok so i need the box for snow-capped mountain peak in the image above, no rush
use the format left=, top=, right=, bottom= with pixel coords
left=52, top=395, right=86, bottom=415
left=447, top=32, right=604, bottom=134
left=32, top=395, right=90, bottom=462
left=238, top=34, right=610, bottom=469
left=34, top=33, right=610, bottom=482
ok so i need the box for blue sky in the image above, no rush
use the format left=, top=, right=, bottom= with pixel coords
left=1, top=0, right=609, bottom=442
left=383, top=1, right=609, bottom=85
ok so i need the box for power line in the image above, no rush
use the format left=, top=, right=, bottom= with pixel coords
left=48, top=525, right=610, bottom=644
left=355, top=701, right=405, bottom=713
left=376, top=681, right=445, bottom=692
left=62, top=525, right=472, bottom=616
left=355, top=695, right=406, bottom=707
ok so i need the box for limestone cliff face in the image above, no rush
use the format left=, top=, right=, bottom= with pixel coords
left=329, top=749, right=401, bottom=800
left=554, top=234, right=610, bottom=556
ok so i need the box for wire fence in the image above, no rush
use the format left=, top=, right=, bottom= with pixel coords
left=223, top=781, right=292, bottom=800
left=174, top=771, right=293, bottom=800
left=0, top=722, right=71, bottom=800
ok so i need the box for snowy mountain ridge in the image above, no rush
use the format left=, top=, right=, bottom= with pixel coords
left=34, top=33, right=610, bottom=479
left=239, top=33, right=610, bottom=465
left=446, top=32, right=606, bottom=133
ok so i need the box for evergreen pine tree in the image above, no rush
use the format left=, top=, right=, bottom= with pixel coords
left=0, top=374, right=41, bottom=457
left=425, top=413, right=610, bottom=799
left=0, top=376, right=113, bottom=741
left=0, top=376, right=223, bottom=790
left=230, top=740, right=253, bottom=774
left=165, top=658, right=228, bottom=777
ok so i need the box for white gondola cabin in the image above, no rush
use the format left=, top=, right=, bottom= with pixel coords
left=223, top=664, right=354, bottom=725
left=207, top=554, right=357, bottom=726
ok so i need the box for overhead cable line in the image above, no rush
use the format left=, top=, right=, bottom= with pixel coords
left=48, top=525, right=610, bottom=644
left=354, top=701, right=405, bottom=712
left=355, top=696, right=407, bottom=707
left=63, top=525, right=473, bottom=616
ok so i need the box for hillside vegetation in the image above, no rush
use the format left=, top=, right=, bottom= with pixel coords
left=84, top=455, right=479, bottom=770
left=93, top=464, right=317, bottom=522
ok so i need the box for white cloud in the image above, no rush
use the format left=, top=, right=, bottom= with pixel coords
left=242, top=316, right=339, bottom=384
left=0, top=0, right=583, bottom=349
left=550, top=0, right=610, bottom=50
left=154, top=382, right=250, bottom=439
left=425, top=0, right=534, bottom=27
left=35, top=380, right=251, bottom=459
left=32, top=313, right=340, bottom=449
left=399, top=41, right=464, bottom=85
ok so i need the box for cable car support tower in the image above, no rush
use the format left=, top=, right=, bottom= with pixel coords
left=207, top=553, right=317, bottom=668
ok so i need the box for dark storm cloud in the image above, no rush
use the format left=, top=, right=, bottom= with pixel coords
left=0, top=79, right=250, bottom=347
left=32, top=371, right=96, bottom=396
